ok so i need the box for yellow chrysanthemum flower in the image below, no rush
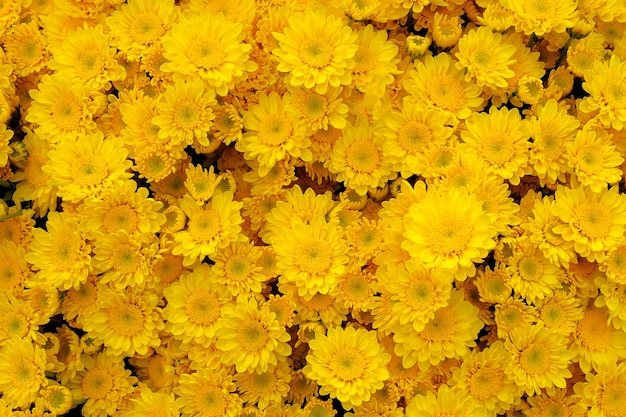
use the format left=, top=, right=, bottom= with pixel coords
left=152, top=79, right=217, bottom=148
left=506, top=241, right=564, bottom=303
left=459, top=106, right=531, bottom=186
left=121, top=388, right=179, bottom=417
left=106, top=0, right=180, bottom=61
left=565, top=127, right=623, bottom=193
left=234, top=360, right=291, bottom=410
left=68, top=352, right=137, bottom=417
left=500, top=0, right=577, bottom=36
left=402, top=190, right=497, bottom=281
left=236, top=91, right=311, bottom=177
left=82, top=287, right=163, bottom=357
left=350, top=24, right=400, bottom=96
left=505, top=324, right=574, bottom=396
left=273, top=215, right=349, bottom=300
left=403, top=52, right=483, bottom=122
left=24, top=212, right=91, bottom=291
left=44, top=133, right=133, bottom=204
left=0, top=338, right=51, bottom=410
left=393, top=290, right=483, bottom=370
left=574, top=361, right=626, bottom=417
left=172, top=192, right=244, bottom=266
left=455, top=26, right=516, bottom=90
left=174, top=368, right=242, bottom=417
left=215, top=296, right=292, bottom=373
left=552, top=185, right=626, bottom=263
left=579, top=55, right=626, bottom=130
left=328, top=119, right=396, bottom=196
left=405, top=384, right=481, bottom=417
left=272, top=7, right=358, bottom=93
left=450, top=341, right=522, bottom=414
left=4, top=20, right=50, bottom=77
left=304, top=326, right=390, bottom=409
left=25, top=73, right=100, bottom=143
left=41, top=383, right=74, bottom=415
left=535, top=292, right=584, bottom=336
left=161, top=13, right=256, bottom=96
left=208, top=240, right=267, bottom=297
left=285, top=85, right=349, bottom=136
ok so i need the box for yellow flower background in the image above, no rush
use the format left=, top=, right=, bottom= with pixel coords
left=2, top=0, right=626, bottom=416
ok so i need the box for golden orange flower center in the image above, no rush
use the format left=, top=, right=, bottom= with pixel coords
left=427, top=75, right=465, bottom=112
left=425, top=214, right=471, bottom=257
left=189, top=209, right=221, bottom=242
left=576, top=308, right=613, bottom=351
left=258, top=114, right=292, bottom=146
left=112, top=244, right=140, bottom=274
left=573, top=201, right=611, bottom=240
left=346, top=140, right=380, bottom=173
left=296, top=239, right=332, bottom=275
left=407, top=280, right=435, bottom=310
left=188, top=40, right=225, bottom=70
left=108, top=303, right=144, bottom=337
left=398, top=120, right=433, bottom=153
left=353, top=45, right=376, bottom=73
left=420, top=307, right=455, bottom=342
left=330, top=349, right=365, bottom=381
left=300, top=38, right=333, bottom=69
left=225, top=255, right=253, bottom=282
left=186, top=290, right=220, bottom=326
left=72, top=155, right=108, bottom=187
left=103, top=204, right=139, bottom=234
left=469, top=367, right=503, bottom=400
left=601, top=382, right=626, bottom=417
left=237, top=320, right=269, bottom=352
left=519, top=343, right=551, bottom=375
left=82, top=368, right=114, bottom=400
left=129, top=13, right=164, bottom=45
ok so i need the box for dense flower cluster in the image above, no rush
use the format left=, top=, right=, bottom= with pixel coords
left=2, top=0, right=626, bottom=416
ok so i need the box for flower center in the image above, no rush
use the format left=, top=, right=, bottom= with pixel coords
left=24, top=154, right=50, bottom=188
left=346, top=140, right=380, bottom=173
left=573, top=201, right=612, bottom=240
left=426, top=214, right=472, bottom=257
left=420, top=307, right=455, bottom=342
left=601, top=382, right=626, bottom=417
left=112, top=244, right=140, bottom=274
left=576, top=147, right=604, bottom=175
left=77, top=51, right=104, bottom=80
left=188, top=209, right=221, bottom=242
left=576, top=307, right=613, bottom=351
left=72, top=155, right=108, bottom=187
left=0, top=260, right=22, bottom=290
left=296, top=239, right=333, bottom=275
left=407, top=280, right=435, bottom=310
left=188, top=39, right=225, bottom=70
left=82, top=368, right=113, bottom=400
left=53, top=237, right=80, bottom=271
left=258, top=114, right=292, bottom=146
left=129, top=13, right=164, bottom=45
left=14, top=360, right=36, bottom=385
left=194, top=386, right=226, bottom=417
left=428, top=75, right=465, bottom=111
left=480, top=132, right=514, bottom=166
left=175, top=104, right=200, bottom=129
left=302, top=94, right=328, bottom=121
left=186, top=290, right=220, bottom=325
left=353, top=45, right=376, bottom=73
left=398, top=120, right=433, bottom=153
left=103, top=204, right=139, bottom=234
left=519, top=343, right=551, bottom=375
left=605, top=81, right=626, bottom=109
left=225, top=256, right=253, bottom=282
left=51, top=96, right=82, bottom=131
left=540, top=303, right=565, bottom=329
left=109, top=303, right=144, bottom=336
left=469, top=367, right=503, bottom=400
left=519, top=258, right=542, bottom=282
left=300, top=39, right=333, bottom=68
left=5, top=312, right=27, bottom=338
left=237, top=320, right=269, bottom=352
left=330, top=349, right=365, bottom=381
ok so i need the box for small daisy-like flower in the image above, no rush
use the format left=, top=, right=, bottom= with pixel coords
left=330, top=267, right=375, bottom=312
left=403, top=52, right=483, bottom=122
left=48, top=23, right=125, bottom=91
left=393, top=290, right=483, bottom=370
left=506, top=242, right=564, bottom=303
left=236, top=91, right=312, bottom=177
left=61, top=277, right=99, bottom=327
left=579, top=55, right=626, bottom=130
left=572, top=303, right=626, bottom=374
left=211, top=102, right=243, bottom=145
left=455, top=26, right=516, bottom=90
left=505, top=324, right=574, bottom=396
left=0, top=338, right=51, bottom=410
left=494, top=296, right=537, bottom=340
left=328, top=119, right=396, bottom=196
left=272, top=7, right=358, bottom=94
left=574, top=361, right=626, bottom=417
left=68, top=352, right=137, bottom=417
left=152, top=79, right=217, bottom=148
left=565, top=128, right=623, bottom=193
left=183, top=163, right=219, bottom=204
left=4, top=20, right=50, bottom=76
left=552, top=185, right=626, bottom=263
left=460, top=105, right=531, bottom=186
left=474, top=264, right=513, bottom=304
left=209, top=240, right=267, bottom=297
left=41, top=383, right=74, bottom=415
left=0, top=293, right=46, bottom=345
left=161, top=13, right=256, bottom=96
left=44, top=133, right=132, bottom=204
left=272, top=215, right=349, bottom=300
left=285, top=85, right=349, bottom=136
left=602, top=243, right=626, bottom=284
left=25, top=73, right=100, bottom=143
left=82, top=287, right=163, bottom=357
left=215, top=296, right=292, bottom=373
left=431, top=12, right=463, bottom=49
left=172, top=192, right=244, bottom=266
left=377, top=260, right=453, bottom=333
left=450, top=341, right=522, bottom=414
left=25, top=212, right=92, bottom=291
left=402, top=190, right=497, bottom=281
left=535, top=292, right=584, bottom=336
left=106, top=0, right=180, bottom=61
left=304, top=326, right=390, bottom=409
left=133, top=146, right=177, bottom=183
left=500, top=0, right=577, bottom=36
left=0, top=240, right=31, bottom=296
left=350, top=24, right=400, bottom=96
left=344, top=217, right=383, bottom=266
left=405, top=384, right=481, bottom=417
left=234, top=361, right=291, bottom=410
left=175, top=368, right=241, bottom=417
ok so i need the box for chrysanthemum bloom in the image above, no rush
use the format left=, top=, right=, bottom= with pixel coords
left=81, top=287, right=163, bottom=357
left=393, top=290, right=483, bottom=370
left=403, top=52, right=483, bottom=122
left=377, top=101, right=453, bottom=178
left=0, top=293, right=47, bottom=346
left=565, top=128, right=623, bottom=193
left=0, top=240, right=32, bottom=296
left=304, top=326, right=390, bottom=409
left=25, top=212, right=91, bottom=291
left=272, top=7, right=357, bottom=93
left=152, top=79, right=217, bottom=148
left=41, top=383, right=74, bottom=415
left=25, top=73, right=100, bottom=142
left=377, top=259, right=453, bottom=333
left=535, top=292, right=584, bottom=336
left=172, top=192, right=244, bottom=266
left=44, top=133, right=132, bottom=204
left=0, top=338, right=52, bottom=409
left=285, top=85, right=349, bottom=136
left=350, top=24, right=400, bottom=96
left=500, top=0, right=577, bottom=36
left=106, top=0, right=180, bottom=61
left=122, top=388, right=179, bottom=417
left=460, top=106, right=531, bottom=185
left=174, top=368, right=241, bottom=417
left=183, top=163, right=219, bottom=203
left=571, top=303, right=626, bottom=374
left=526, top=388, right=579, bottom=417
left=328, top=119, right=396, bottom=196
left=68, top=352, right=137, bottom=417
left=573, top=361, right=626, bottom=417
left=402, top=190, right=497, bottom=281
left=4, top=20, right=49, bottom=77
left=215, top=296, right=291, bottom=373
left=450, top=341, right=522, bottom=414
left=236, top=91, right=311, bottom=177
left=161, top=13, right=256, bottom=96
left=455, top=26, right=516, bottom=90
left=234, top=361, right=291, bottom=410
left=505, top=324, right=574, bottom=396
left=47, top=23, right=125, bottom=92
left=273, top=216, right=348, bottom=299
left=602, top=243, right=626, bottom=285
left=506, top=242, right=564, bottom=303
left=579, top=55, right=626, bottom=130
left=552, top=185, right=626, bottom=263
left=208, top=240, right=267, bottom=297
left=405, top=384, right=481, bottom=417
left=77, top=180, right=165, bottom=240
